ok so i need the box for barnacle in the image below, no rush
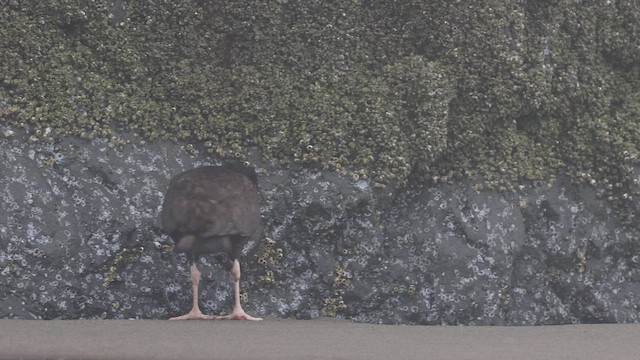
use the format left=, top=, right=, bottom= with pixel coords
left=42, top=156, right=56, bottom=167
left=333, top=263, right=351, bottom=288
left=153, top=241, right=173, bottom=256
left=240, top=292, right=249, bottom=304
left=258, top=270, right=276, bottom=286
left=407, top=284, right=416, bottom=296
left=498, top=288, right=507, bottom=301
left=256, top=237, right=282, bottom=266
left=321, top=293, right=347, bottom=317
left=255, top=238, right=281, bottom=286
left=577, top=247, right=588, bottom=273
left=7, top=259, right=19, bottom=275
left=103, top=247, right=144, bottom=288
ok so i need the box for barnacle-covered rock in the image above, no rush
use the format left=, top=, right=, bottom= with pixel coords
left=1, top=0, right=639, bottom=323
left=1, top=1, right=638, bottom=194
left=1, top=125, right=639, bottom=324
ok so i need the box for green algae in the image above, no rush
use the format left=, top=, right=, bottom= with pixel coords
left=1, top=1, right=638, bottom=213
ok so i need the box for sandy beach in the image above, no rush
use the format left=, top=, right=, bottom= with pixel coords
left=1, top=318, right=638, bottom=360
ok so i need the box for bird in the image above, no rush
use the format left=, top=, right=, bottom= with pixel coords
left=160, top=163, right=263, bottom=321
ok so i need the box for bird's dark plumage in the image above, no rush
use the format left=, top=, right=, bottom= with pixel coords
left=161, top=165, right=259, bottom=262
left=161, top=164, right=262, bottom=321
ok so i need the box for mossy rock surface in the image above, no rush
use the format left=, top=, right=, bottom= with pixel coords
left=2, top=1, right=637, bottom=206
left=1, top=1, right=639, bottom=323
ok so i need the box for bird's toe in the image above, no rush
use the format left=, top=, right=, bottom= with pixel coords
left=169, top=310, right=213, bottom=320
left=214, top=310, right=263, bottom=321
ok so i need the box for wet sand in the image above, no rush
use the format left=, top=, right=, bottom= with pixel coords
left=0, top=318, right=638, bottom=360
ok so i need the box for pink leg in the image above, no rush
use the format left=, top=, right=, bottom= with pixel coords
left=169, top=263, right=213, bottom=320
left=214, top=259, right=263, bottom=321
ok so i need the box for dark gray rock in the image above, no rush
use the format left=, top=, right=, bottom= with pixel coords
left=1, top=124, right=639, bottom=324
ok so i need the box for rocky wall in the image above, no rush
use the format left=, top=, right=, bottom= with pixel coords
left=1, top=125, right=638, bottom=324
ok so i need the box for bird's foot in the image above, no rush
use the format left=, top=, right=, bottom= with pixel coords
left=169, top=309, right=213, bottom=320
left=214, top=309, right=263, bottom=321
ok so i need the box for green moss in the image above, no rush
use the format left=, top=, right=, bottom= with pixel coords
left=1, top=1, right=638, bottom=214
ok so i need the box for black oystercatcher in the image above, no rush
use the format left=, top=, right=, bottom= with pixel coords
left=161, top=164, right=263, bottom=321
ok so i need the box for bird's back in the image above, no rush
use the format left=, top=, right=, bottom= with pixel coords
left=161, top=166, right=260, bottom=244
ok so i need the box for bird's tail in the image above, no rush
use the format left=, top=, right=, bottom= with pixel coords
left=175, top=235, right=195, bottom=253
